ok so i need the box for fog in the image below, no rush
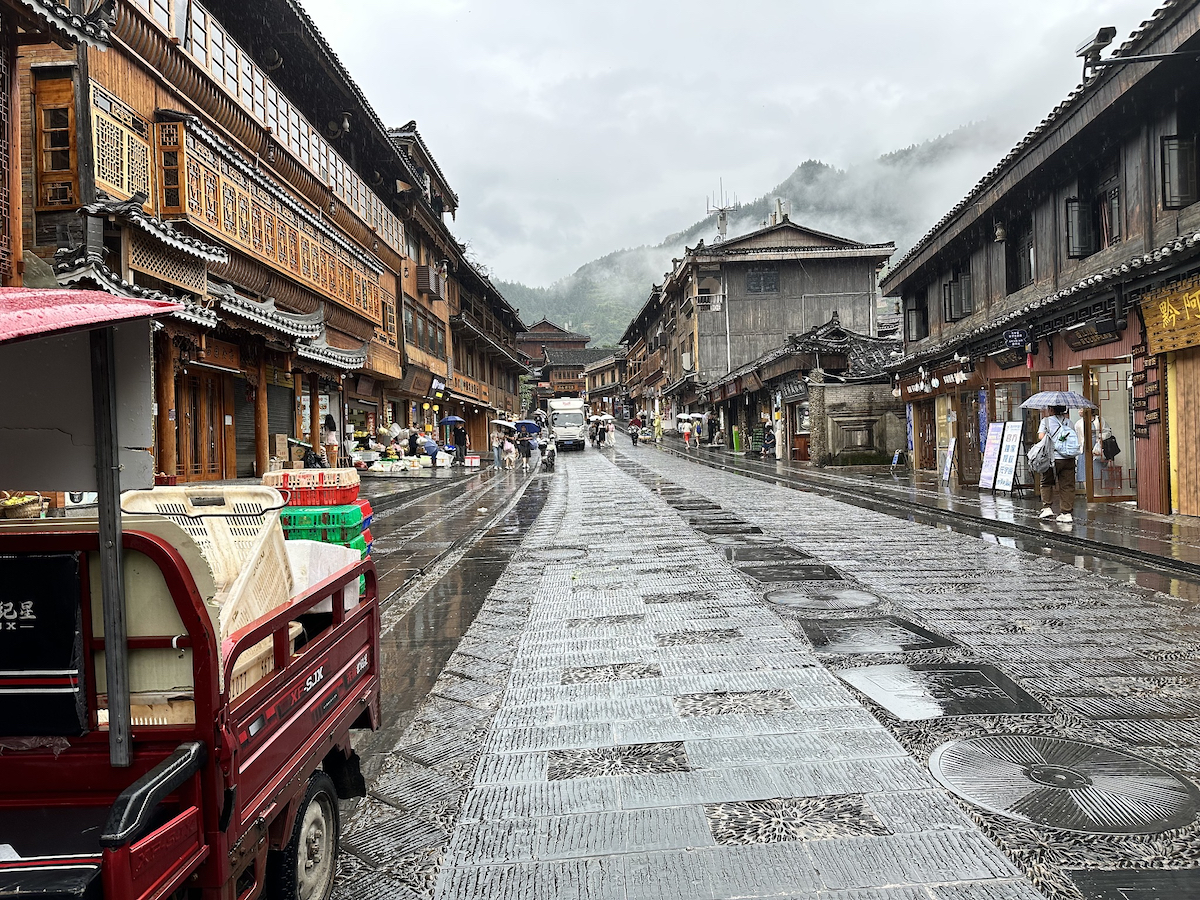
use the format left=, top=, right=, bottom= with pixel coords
left=303, top=0, right=1156, bottom=287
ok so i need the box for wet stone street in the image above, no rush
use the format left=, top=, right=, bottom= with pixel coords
left=333, top=445, right=1200, bottom=900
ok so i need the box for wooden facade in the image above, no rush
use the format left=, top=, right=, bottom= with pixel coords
left=16, top=0, right=521, bottom=480
left=882, top=3, right=1200, bottom=515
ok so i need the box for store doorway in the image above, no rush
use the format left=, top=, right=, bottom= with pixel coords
left=992, top=379, right=1034, bottom=490
left=956, top=388, right=983, bottom=484
left=177, top=370, right=225, bottom=481
left=1082, top=359, right=1136, bottom=502
left=915, top=400, right=936, bottom=470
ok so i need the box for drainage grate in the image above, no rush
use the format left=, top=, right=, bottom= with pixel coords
left=838, top=664, right=1047, bottom=720
left=565, top=614, right=645, bottom=629
left=800, top=617, right=956, bottom=654
left=765, top=587, right=880, bottom=610
left=547, top=741, right=691, bottom=779
left=930, top=735, right=1200, bottom=834
left=655, top=627, right=745, bottom=646
left=738, top=563, right=842, bottom=582
left=696, top=524, right=764, bottom=535
left=560, top=661, right=663, bottom=684
left=673, top=689, right=795, bottom=717
left=705, top=794, right=891, bottom=845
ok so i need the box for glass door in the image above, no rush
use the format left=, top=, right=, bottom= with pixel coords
left=956, top=389, right=983, bottom=484
left=916, top=400, right=936, bottom=470
left=935, top=394, right=953, bottom=477
left=1083, top=360, right=1136, bottom=502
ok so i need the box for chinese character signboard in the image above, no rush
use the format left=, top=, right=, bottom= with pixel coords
left=0, top=552, right=87, bottom=736
left=994, top=421, right=1025, bottom=493
left=1141, top=275, right=1200, bottom=355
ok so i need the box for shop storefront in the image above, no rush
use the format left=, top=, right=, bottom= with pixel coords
left=1141, top=276, right=1198, bottom=515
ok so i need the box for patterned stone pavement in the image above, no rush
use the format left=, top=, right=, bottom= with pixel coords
left=333, top=445, right=1200, bottom=899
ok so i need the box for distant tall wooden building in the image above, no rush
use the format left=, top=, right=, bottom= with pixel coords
left=517, top=317, right=590, bottom=365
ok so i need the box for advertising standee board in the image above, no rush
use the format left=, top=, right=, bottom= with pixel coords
left=994, top=421, right=1025, bottom=493
left=978, top=422, right=1006, bottom=491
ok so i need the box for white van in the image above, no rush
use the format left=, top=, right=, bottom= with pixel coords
left=548, top=398, right=588, bottom=450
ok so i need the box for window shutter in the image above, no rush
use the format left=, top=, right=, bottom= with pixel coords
left=1163, top=136, right=1198, bottom=210
left=1065, top=198, right=1097, bottom=258
left=942, top=281, right=954, bottom=322
left=959, top=272, right=973, bottom=316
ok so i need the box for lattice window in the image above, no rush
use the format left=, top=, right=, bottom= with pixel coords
left=91, top=85, right=152, bottom=203
left=128, top=229, right=206, bottom=292
left=95, top=116, right=124, bottom=191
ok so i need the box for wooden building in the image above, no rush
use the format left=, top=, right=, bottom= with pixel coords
left=534, top=346, right=611, bottom=407
left=620, top=286, right=667, bottom=419
left=583, top=348, right=627, bottom=417
left=19, top=0, right=521, bottom=480
left=517, top=317, right=590, bottom=365
left=881, top=2, right=1200, bottom=514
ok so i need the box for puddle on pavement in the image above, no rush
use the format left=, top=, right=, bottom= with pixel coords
left=800, top=617, right=956, bottom=654
left=354, top=476, right=550, bottom=774
left=838, top=663, right=1048, bottom=719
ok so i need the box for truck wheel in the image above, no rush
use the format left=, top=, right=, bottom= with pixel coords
left=271, top=772, right=340, bottom=900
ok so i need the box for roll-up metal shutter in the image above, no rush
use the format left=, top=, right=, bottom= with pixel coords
left=233, top=378, right=255, bottom=477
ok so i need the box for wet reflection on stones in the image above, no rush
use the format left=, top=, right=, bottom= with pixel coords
left=838, top=664, right=1047, bottom=719
left=765, top=586, right=881, bottom=610
left=800, top=617, right=956, bottom=654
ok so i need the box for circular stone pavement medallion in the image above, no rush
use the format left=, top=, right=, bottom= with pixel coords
left=765, top=587, right=879, bottom=610
left=929, top=735, right=1200, bottom=834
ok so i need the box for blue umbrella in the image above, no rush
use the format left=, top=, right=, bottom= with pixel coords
left=438, top=415, right=466, bottom=425
left=1020, top=390, right=1097, bottom=410
left=514, top=419, right=542, bottom=434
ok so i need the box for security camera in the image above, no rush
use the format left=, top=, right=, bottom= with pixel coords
left=1076, top=26, right=1117, bottom=60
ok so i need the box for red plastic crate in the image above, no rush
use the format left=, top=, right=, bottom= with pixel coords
left=361, top=528, right=373, bottom=546
left=280, top=484, right=360, bottom=506
left=354, top=498, right=373, bottom=530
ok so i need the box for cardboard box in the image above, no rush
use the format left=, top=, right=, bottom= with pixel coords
left=287, top=461, right=305, bottom=470
left=290, top=445, right=307, bottom=461
left=271, top=434, right=289, bottom=458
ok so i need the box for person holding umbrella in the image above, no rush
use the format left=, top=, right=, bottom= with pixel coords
left=1022, top=390, right=1090, bottom=524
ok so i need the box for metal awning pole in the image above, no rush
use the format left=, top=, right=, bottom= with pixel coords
left=91, top=326, right=130, bottom=767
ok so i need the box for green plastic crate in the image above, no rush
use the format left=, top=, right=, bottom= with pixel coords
left=283, top=523, right=362, bottom=543
left=280, top=504, right=363, bottom=530
left=348, top=533, right=368, bottom=559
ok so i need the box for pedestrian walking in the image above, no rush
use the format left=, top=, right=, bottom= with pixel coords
left=518, top=433, right=533, bottom=471
left=502, top=436, right=517, bottom=470
left=1037, top=404, right=1081, bottom=523
left=681, top=418, right=692, bottom=448
left=408, top=429, right=420, bottom=458
left=653, top=414, right=663, bottom=444
left=606, top=421, right=615, bottom=445
left=490, top=428, right=504, bottom=469
left=452, top=422, right=468, bottom=466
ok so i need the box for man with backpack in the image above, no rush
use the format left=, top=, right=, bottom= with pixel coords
left=1037, top=404, right=1081, bottom=523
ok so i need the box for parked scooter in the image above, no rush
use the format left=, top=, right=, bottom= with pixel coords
left=540, top=439, right=556, bottom=470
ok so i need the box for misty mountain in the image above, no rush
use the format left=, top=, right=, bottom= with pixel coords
left=495, top=120, right=1016, bottom=347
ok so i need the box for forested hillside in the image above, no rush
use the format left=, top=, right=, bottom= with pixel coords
left=495, top=121, right=1014, bottom=346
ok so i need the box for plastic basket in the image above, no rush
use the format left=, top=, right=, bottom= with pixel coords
left=228, top=622, right=303, bottom=700
left=354, top=499, right=373, bottom=530
left=120, top=486, right=294, bottom=643
left=280, top=504, right=363, bottom=530
left=348, top=533, right=368, bottom=558
left=283, top=523, right=362, bottom=543
left=262, top=469, right=360, bottom=506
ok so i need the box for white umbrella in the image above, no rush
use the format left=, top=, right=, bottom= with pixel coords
left=490, top=419, right=516, bottom=429
left=598, top=413, right=615, bottom=421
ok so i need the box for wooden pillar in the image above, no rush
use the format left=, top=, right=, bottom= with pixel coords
left=156, top=333, right=176, bottom=477
left=309, top=372, right=321, bottom=455
left=255, top=350, right=268, bottom=477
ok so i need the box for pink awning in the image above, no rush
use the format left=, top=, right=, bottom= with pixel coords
left=0, top=288, right=181, bottom=345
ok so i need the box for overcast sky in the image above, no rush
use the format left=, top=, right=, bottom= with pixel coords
left=304, top=0, right=1156, bottom=286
